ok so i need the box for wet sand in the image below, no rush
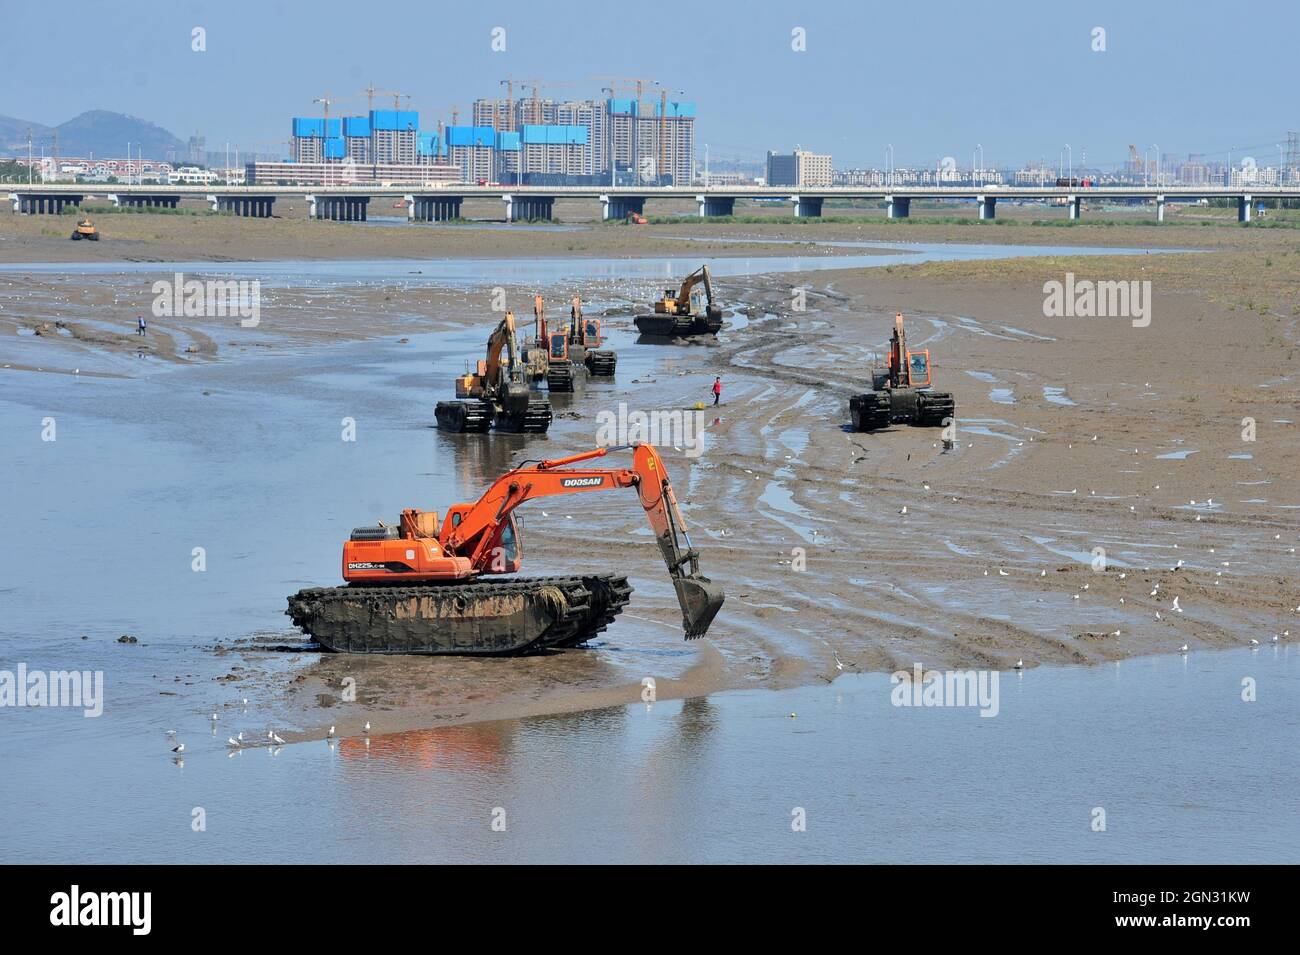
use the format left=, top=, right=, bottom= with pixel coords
left=2, top=212, right=1297, bottom=741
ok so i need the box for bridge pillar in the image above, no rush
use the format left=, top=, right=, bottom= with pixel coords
left=599, top=194, right=645, bottom=220
left=977, top=195, right=996, bottom=220
left=1155, top=195, right=1166, bottom=223
left=695, top=195, right=735, bottom=217
left=1238, top=195, right=1253, bottom=223
left=1067, top=196, right=1082, bottom=220
left=886, top=196, right=910, bottom=219
left=789, top=195, right=822, bottom=217
left=508, top=195, right=553, bottom=222
left=413, top=197, right=462, bottom=221
left=9, top=192, right=85, bottom=214
left=212, top=195, right=276, bottom=217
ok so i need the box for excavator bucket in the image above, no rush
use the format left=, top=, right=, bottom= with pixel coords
left=674, top=574, right=725, bottom=638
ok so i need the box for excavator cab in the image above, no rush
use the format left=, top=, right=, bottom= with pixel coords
left=906, top=350, right=932, bottom=388
left=548, top=331, right=569, bottom=362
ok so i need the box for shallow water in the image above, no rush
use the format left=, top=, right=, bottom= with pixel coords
left=1, top=646, right=1293, bottom=863
left=0, top=240, right=1181, bottom=288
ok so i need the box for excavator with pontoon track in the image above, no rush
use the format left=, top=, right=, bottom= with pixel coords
left=567, top=296, right=617, bottom=376
left=635, top=264, right=724, bottom=337
left=521, top=295, right=575, bottom=392
left=849, top=311, right=955, bottom=431
left=436, top=311, right=553, bottom=433
left=286, top=443, right=725, bottom=654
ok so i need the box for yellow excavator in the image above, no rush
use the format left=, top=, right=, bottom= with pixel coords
left=436, top=312, right=553, bottom=433
left=69, top=218, right=99, bottom=241
left=635, top=265, right=724, bottom=337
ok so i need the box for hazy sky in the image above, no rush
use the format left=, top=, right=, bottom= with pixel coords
left=3, top=0, right=1295, bottom=170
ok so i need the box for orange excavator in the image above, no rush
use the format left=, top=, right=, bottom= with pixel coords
left=521, top=295, right=575, bottom=392
left=286, top=443, right=725, bottom=655
left=849, top=311, right=955, bottom=431
left=567, top=296, right=617, bottom=376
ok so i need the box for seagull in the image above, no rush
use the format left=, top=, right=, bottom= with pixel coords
left=899, top=506, right=908, bottom=515
left=211, top=712, right=218, bottom=721
left=1150, top=585, right=1160, bottom=596
left=1155, top=611, right=1162, bottom=620
left=241, top=698, right=248, bottom=705
left=227, top=737, right=240, bottom=748
left=271, top=733, right=285, bottom=745
left=1250, top=638, right=1259, bottom=646
left=833, top=651, right=845, bottom=671
left=1172, top=596, right=1182, bottom=612
left=1179, top=644, right=1189, bottom=653
left=1040, top=570, right=1046, bottom=577
left=327, top=726, right=335, bottom=737
left=171, top=743, right=185, bottom=754
left=998, top=569, right=1009, bottom=576
left=1273, top=634, right=1280, bottom=643
left=1013, top=659, right=1024, bottom=670
left=364, top=721, right=371, bottom=733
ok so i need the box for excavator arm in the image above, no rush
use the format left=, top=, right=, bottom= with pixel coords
left=444, top=444, right=724, bottom=637
left=484, top=312, right=520, bottom=386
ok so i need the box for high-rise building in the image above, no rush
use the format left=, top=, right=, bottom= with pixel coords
left=606, top=98, right=694, bottom=185
left=766, top=149, right=832, bottom=188
left=370, top=110, right=419, bottom=164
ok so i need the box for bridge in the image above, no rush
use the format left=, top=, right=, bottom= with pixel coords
left=7, top=183, right=1298, bottom=223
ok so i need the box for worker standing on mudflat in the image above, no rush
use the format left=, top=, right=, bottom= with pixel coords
left=137, top=316, right=146, bottom=337
left=712, top=376, right=722, bottom=406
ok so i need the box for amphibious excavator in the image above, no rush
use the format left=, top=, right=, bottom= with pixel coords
left=567, top=296, right=617, bottom=376
left=69, top=218, right=99, bottom=241
left=634, top=265, right=724, bottom=337
left=286, top=443, right=725, bottom=655
left=849, top=312, right=956, bottom=431
left=436, top=312, right=553, bottom=433
left=521, top=295, right=575, bottom=392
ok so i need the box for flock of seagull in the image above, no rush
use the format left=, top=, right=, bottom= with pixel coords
left=167, top=711, right=374, bottom=760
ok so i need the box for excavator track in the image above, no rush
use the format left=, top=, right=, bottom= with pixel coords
left=495, top=395, right=553, bottom=433
left=546, top=362, right=575, bottom=392
left=286, top=574, right=634, bottom=655
left=916, top=390, right=955, bottom=427
left=584, top=350, right=617, bottom=376
left=849, top=389, right=955, bottom=430
left=435, top=399, right=493, bottom=433
left=849, top=392, right=892, bottom=432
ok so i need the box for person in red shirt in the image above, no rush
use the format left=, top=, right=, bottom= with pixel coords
left=712, top=376, right=722, bottom=406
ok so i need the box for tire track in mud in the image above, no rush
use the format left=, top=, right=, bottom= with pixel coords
left=672, top=270, right=1299, bottom=679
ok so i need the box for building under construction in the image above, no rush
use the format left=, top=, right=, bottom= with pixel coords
left=460, top=92, right=694, bottom=185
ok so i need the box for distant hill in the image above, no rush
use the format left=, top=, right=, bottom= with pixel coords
left=0, top=110, right=188, bottom=161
